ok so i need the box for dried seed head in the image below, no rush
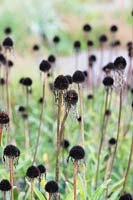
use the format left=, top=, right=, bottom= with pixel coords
left=53, top=36, right=60, bottom=44
left=37, top=164, right=46, bottom=175
left=0, top=112, right=9, bottom=126
left=73, top=41, right=81, bottom=50
left=108, top=138, right=116, bottom=146
left=87, top=40, right=94, bottom=47
left=105, top=109, right=111, bottom=116
left=19, top=77, right=25, bottom=85
left=119, top=193, right=133, bottom=200
left=72, top=70, right=85, bottom=83
left=21, top=113, right=28, bottom=120
left=45, top=180, right=58, bottom=194
left=77, top=116, right=81, bottom=122
left=68, top=145, right=85, bottom=161
left=39, top=60, right=51, bottom=72
left=0, top=179, right=11, bottom=191
left=38, top=97, right=44, bottom=104
left=64, top=89, right=78, bottom=106
left=83, top=24, right=91, bottom=32
left=83, top=70, right=88, bottom=77
left=0, top=78, right=5, bottom=85
left=65, top=75, right=73, bottom=85
left=54, top=75, right=69, bottom=90
left=26, top=166, right=39, bottom=179
left=33, top=44, right=40, bottom=51
left=87, top=94, right=94, bottom=100
left=48, top=55, right=56, bottom=63
left=23, top=78, right=32, bottom=87
left=89, top=55, right=96, bottom=63
left=61, top=139, right=70, bottom=149
left=0, top=53, right=6, bottom=65
left=4, top=27, right=12, bottom=35
left=103, top=76, right=114, bottom=87
left=99, top=34, right=108, bottom=43
left=3, top=144, right=20, bottom=159
left=103, top=62, right=114, bottom=72
left=114, top=56, right=127, bottom=70
left=2, top=37, right=13, bottom=49
left=18, top=106, right=26, bottom=113
left=7, top=60, right=14, bottom=68
left=110, top=25, right=118, bottom=33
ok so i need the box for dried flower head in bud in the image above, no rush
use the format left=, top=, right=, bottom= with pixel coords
left=114, top=56, right=127, bottom=70
left=26, top=166, right=39, bottom=179
left=48, top=55, right=56, bottom=64
left=0, top=54, right=6, bottom=65
left=33, top=44, right=40, bottom=51
left=64, top=89, right=78, bottom=106
left=39, top=60, right=51, bottom=72
left=108, top=138, right=116, bottom=146
left=87, top=94, right=94, bottom=100
left=0, top=78, right=5, bottom=85
left=65, top=75, right=73, bottom=85
left=53, top=36, right=60, bottom=44
left=83, top=24, right=91, bottom=32
left=0, top=112, right=9, bottom=126
left=73, top=41, right=81, bottom=50
left=4, top=27, right=12, bottom=35
left=18, top=106, right=26, bottom=113
left=61, top=139, right=70, bottom=149
left=0, top=179, right=11, bottom=191
left=45, top=180, right=58, bottom=194
left=54, top=75, right=69, bottom=90
left=110, top=25, right=118, bottom=33
left=37, top=164, right=46, bottom=175
left=119, top=193, right=133, bottom=200
left=2, top=37, right=13, bottom=49
left=7, top=60, right=13, bottom=68
left=67, top=145, right=85, bottom=161
left=23, top=78, right=32, bottom=87
left=99, top=34, right=108, bottom=43
left=3, top=144, right=20, bottom=160
left=103, top=76, right=114, bottom=87
left=72, top=70, right=85, bottom=84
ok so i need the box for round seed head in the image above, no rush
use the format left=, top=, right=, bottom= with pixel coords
left=0, top=179, right=11, bottom=191
left=87, top=94, right=94, bottom=100
left=53, top=36, right=60, bottom=44
left=38, top=97, right=43, bottom=104
left=99, top=34, right=108, bottom=43
left=45, top=180, right=58, bottom=194
left=103, top=76, right=114, bottom=87
left=33, top=44, right=40, bottom=51
left=108, top=138, right=116, bottom=146
left=72, top=70, right=85, bottom=83
left=110, top=25, right=118, bottom=33
left=22, top=113, right=28, bottom=120
left=39, top=60, right=51, bottom=72
left=2, top=37, right=13, bottom=48
left=83, top=24, right=91, bottom=32
left=23, top=78, right=32, bottom=87
left=65, top=75, right=73, bottom=84
left=54, top=75, right=69, bottom=90
left=87, top=40, right=94, bottom=47
left=4, top=144, right=20, bottom=158
left=61, top=139, right=70, bottom=149
left=0, top=78, right=5, bottom=85
left=48, top=55, right=56, bottom=63
left=18, top=106, right=26, bottom=112
left=0, top=112, right=9, bottom=125
left=65, top=89, right=78, bottom=105
left=105, top=109, right=111, bottom=116
left=114, top=40, right=121, bottom=47
left=0, top=54, right=6, bottom=65
left=119, top=193, right=133, bottom=200
left=69, top=145, right=85, bottom=160
left=19, top=77, right=25, bottom=85
left=83, top=70, right=88, bottom=77
left=114, top=56, right=127, bottom=70
left=26, top=166, right=39, bottom=179
left=89, top=55, right=96, bottom=64
left=103, top=62, right=114, bottom=72
left=7, top=60, right=14, bottom=68
left=73, top=41, right=81, bottom=50
left=4, top=27, right=12, bottom=35
left=37, top=164, right=46, bottom=175
left=77, top=116, right=81, bottom=122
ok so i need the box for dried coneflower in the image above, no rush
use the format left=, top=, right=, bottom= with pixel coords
left=54, top=75, right=69, bottom=184
left=2, top=37, right=13, bottom=52
left=32, top=44, right=40, bottom=51
left=88, top=54, right=96, bottom=91
left=3, top=144, right=20, bottom=200
left=67, top=145, right=85, bottom=200
left=53, top=36, right=60, bottom=54
left=37, top=164, right=46, bottom=189
left=119, top=193, right=133, bottom=200
left=82, top=23, right=92, bottom=41
left=65, top=75, right=73, bottom=85
left=99, top=34, right=108, bottom=68
left=45, top=180, right=59, bottom=200
left=22, top=77, right=32, bottom=108
left=32, top=60, right=51, bottom=164
left=0, top=111, right=9, bottom=145
left=4, top=27, right=12, bottom=35
left=26, top=165, right=39, bottom=200
left=73, top=40, right=81, bottom=70
left=0, top=179, right=11, bottom=200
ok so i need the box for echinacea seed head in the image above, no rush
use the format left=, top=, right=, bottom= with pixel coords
left=108, top=138, right=116, bottom=146
left=73, top=41, right=81, bottom=50
left=4, top=27, right=12, bottom=35
left=119, top=193, right=133, bottom=200
left=0, top=112, right=9, bottom=125
left=0, top=54, right=6, bottom=65
left=0, top=78, right=5, bottom=85
left=77, top=116, right=81, bottom=122
left=3, top=144, right=20, bottom=159
left=110, top=25, right=118, bottom=33
left=22, top=113, right=28, bottom=120
left=45, top=180, right=58, bottom=194
left=105, top=109, right=111, bottom=116
left=19, top=77, right=25, bottom=85
left=7, top=60, right=14, bottom=68
left=114, top=56, right=127, bottom=70
left=103, top=76, right=114, bottom=87
left=72, top=70, right=85, bottom=84
left=83, top=70, right=88, bottom=77
left=0, top=179, right=11, bottom=191
left=38, top=97, right=43, bottom=104
left=23, top=77, right=32, bottom=87
left=33, top=44, right=40, bottom=51
left=18, top=106, right=26, bottom=112
left=99, top=34, right=108, bottom=43
left=65, top=75, right=73, bottom=85
left=48, top=55, right=56, bottom=63
left=103, top=62, right=114, bottom=72
left=37, top=164, right=46, bottom=175
left=61, top=139, right=70, bottom=149
left=68, top=145, right=85, bottom=161
left=83, top=24, right=91, bottom=32
left=2, top=37, right=13, bottom=48
left=26, top=166, right=39, bottom=179
left=39, top=60, right=51, bottom=72
left=64, top=89, right=78, bottom=106
left=53, top=36, right=60, bottom=44
left=87, top=40, right=94, bottom=47
left=87, top=94, right=94, bottom=100
left=54, top=75, right=69, bottom=90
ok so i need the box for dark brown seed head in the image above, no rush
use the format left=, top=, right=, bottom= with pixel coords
left=68, top=145, right=85, bottom=161
left=0, top=54, right=6, bottom=65
left=83, top=24, right=91, bottom=32
left=53, top=36, right=60, bottom=44
left=73, top=41, right=81, bottom=50
left=87, top=40, right=94, bottom=47
left=72, top=70, right=85, bottom=84
left=39, top=60, right=51, bottom=72
left=23, top=78, right=32, bottom=87
left=103, top=76, right=114, bottom=87
left=4, top=27, right=12, bottom=35
left=61, top=139, right=70, bottom=149
left=65, top=75, right=73, bottom=85
left=114, top=56, right=127, bottom=70
left=3, top=144, right=20, bottom=159
left=26, top=166, right=39, bottom=179
left=54, top=75, right=69, bottom=90
left=0, top=179, right=11, bottom=191
left=119, top=193, right=133, bottom=200
left=108, top=138, right=116, bottom=146
left=33, top=44, right=40, bottom=51
left=99, top=34, right=108, bottom=43
left=110, top=25, right=118, bottom=33
left=7, top=60, right=14, bottom=68
left=0, top=112, right=9, bottom=125
left=37, top=164, right=46, bottom=175
left=45, top=180, right=58, bottom=194
left=48, top=55, right=56, bottom=63
left=0, top=78, right=5, bottom=85
left=2, top=37, right=13, bottom=48
left=64, top=89, right=78, bottom=106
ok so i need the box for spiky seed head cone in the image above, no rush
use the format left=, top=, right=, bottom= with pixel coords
left=64, top=89, right=78, bottom=106
left=61, top=139, right=70, bottom=149
left=105, top=109, right=111, bottom=116
left=0, top=179, right=11, bottom=191
left=119, top=193, right=133, bottom=200
left=33, top=44, right=40, bottom=51
left=2, top=37, right=13, bottom=48
left=48, top=55, right=56, bottom=63
left=65, top=75, right=73, bottom=85
left=87, top=40, right=94, bottom=47
left=108, top=138, right=116, bottom=146
left=37, top=164, right=46, bottom=175
left=83, top=24, right=91, bottom=32
left=103, top=76, right=114, bottom=87
left=23, top=77, right=32, bottom=87
left=87, top=94, right=94, bottom=100
left=99, top=34, right=108, bottom=43
left=26, top=166, right=39, bottom=179
left=110, top=25, right=118, bottom=33
left=114, top=56, right=127, bottom=70
left=3, top=144, right=20, bottom=158
left=68, top=145, right=85, bottom=161
left=54, top=75, right=69, bottom=90
left=73, top=40, right=81, bottom=51
left=39, top=60, right=51, bottom=72
left=0, top=112, right=9, bottom=125
left=45, top=180, right=58, bottom=194
left=53, top=36, right=60, bottom=44
left=18, top=106, right=26, bottom=112
left=72, top=70, right=85, bottom=84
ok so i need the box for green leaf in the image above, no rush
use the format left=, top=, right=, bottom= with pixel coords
left=34, top=186, right=46, bottom=200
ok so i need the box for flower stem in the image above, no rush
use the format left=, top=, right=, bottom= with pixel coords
left=74, top=160, right=78, bottom=200
left=30, top=179, right=34, bottom=200
left=0, top=126, right=2, bottom=146
left=3, top=191, right=6, bottom=200
left=9, top=158, right=14, bottom=200
left=49, top=193, right=52, bottom=200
